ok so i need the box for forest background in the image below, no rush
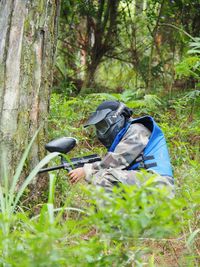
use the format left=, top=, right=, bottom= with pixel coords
left=0, top=0, right=199, bottom=266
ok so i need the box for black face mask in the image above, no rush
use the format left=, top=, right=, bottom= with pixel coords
left=84, top=101, right=133, bottom=148
left=95, top=112, right=126, bottom=148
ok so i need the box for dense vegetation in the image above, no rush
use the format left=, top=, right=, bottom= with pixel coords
left=0, top=90, right=199, bottom=266
left=0, top=0, right=200, bottom=266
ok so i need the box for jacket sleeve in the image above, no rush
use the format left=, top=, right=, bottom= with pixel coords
left=83, top=123, right=151, bottom=182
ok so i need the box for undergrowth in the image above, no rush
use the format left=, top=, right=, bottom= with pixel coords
left=0, top=90, right=199, bottom=266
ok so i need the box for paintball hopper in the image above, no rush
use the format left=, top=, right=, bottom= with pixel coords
left=45, top=137, right=77, bottom=154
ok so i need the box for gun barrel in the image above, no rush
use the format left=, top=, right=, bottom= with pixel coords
left=38, top=154, right=101, bottom=174
left=70, top=154, right=101, bottom=165
left=38, top=164, right=66, bottom=174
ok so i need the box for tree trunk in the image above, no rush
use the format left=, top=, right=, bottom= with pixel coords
left=0, top=0, right=60, bottom=180
left=81, top=61, right=99, bottom=91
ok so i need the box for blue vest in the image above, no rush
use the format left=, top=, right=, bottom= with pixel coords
left=109, top=116, right=173, bottom=177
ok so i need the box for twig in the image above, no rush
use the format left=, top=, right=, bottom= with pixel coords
left=169, top=240, right=181, bottom=267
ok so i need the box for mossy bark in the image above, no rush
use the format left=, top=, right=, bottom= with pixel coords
left=0, top=0, right=60, bottom=180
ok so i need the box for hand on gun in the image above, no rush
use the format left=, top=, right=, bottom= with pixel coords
left=69, top=167, right=86, bottom=184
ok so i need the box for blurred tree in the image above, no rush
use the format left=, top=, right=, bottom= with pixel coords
left=57, top=0, right=200, bottom=95
left=117, top=0, right=200, bottom=92
left=0, top=0, right=60, bottom=179
left=58, top=0, right=122, bottom=93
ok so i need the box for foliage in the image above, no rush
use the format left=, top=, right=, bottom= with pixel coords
left=176, top=37, right=200, bottom=89
left=55, top=0, right=200, bottom=95
left=0, top=89, right=200, bottom=265
left=56, top=0, right=124, bottom=93
left=1, top=0, right=200, bottom=264
left=86, top=180, right=183, bottom=240
left=0, top=129, right=59, bottom=236
left=0, top=167, right=199, bottom=266
left=44, top=90, right=200, bottom=265
left=49, top=90, right=162, bottom=139
left=95, top=60, right=137, bottom=91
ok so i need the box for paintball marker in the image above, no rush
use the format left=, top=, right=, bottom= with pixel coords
left=39, top=137, right=101, bottom=174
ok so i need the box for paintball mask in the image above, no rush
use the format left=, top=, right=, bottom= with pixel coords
left=84, top=101, right=133, bottom=148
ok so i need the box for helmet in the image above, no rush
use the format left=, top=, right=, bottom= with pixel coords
left=84, top=101, right=132, bottom=148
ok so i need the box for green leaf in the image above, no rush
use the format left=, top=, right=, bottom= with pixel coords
left=188, top=49, right=200, bottom=54
left=12, top=152, right=60, bottom=213
left=47, top=203, right=54, bottom=224
left=9, top=128, right=41, bottom=208
left=48, top=173, right=57, bottom=204
left=186, top=229, right=200, bottom=248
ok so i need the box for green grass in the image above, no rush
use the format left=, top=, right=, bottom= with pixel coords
left=0, top=91, right=199, bottom=266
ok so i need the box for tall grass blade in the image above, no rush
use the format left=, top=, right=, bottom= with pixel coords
left=48, top=173, right=56, bottom=204
left=186, top=229, right=200, bottom=248
left=47, top=203, right=54, bottom=224
left=31, top=207, right=86, bottom=221
left=12, top=152, right=60, bottom=213
left=149, top=254, right=155, bottom=267
left=9, top=128, right=41, bottom=206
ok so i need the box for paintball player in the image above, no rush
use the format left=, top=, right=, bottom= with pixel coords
left=68, top=101, right=174, bottom=196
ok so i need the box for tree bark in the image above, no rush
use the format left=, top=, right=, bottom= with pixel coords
left=0, top=0, right=60, bottom=180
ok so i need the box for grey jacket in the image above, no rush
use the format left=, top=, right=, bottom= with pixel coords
left=83, top=123, right=151, bottom=181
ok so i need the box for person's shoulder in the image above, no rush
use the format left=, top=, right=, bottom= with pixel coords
left=125, top=123, right=151, bottom=137
left=129, top=122, right=149, bottom=131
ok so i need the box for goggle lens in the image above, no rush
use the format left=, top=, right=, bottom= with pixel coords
left=96, top=120, right=110, bottom=134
